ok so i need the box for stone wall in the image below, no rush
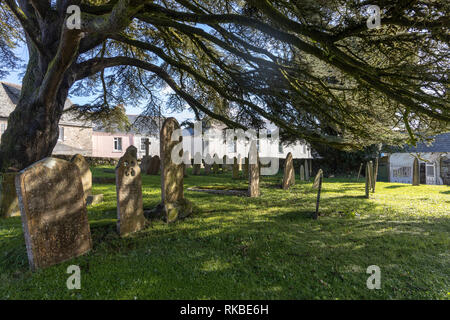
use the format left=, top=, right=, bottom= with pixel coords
left=52, top=125, right=93, bottom=156
left=53, top=155, right=119, bottom=166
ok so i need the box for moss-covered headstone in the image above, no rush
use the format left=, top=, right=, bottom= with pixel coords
left=116, top=146, right=145, bottom=237
left=159, top=118, right=192, bottom=222
left=16, top=157, right=92, bottom=270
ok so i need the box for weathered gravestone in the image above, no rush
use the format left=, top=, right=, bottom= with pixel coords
left=282, top=152, right=295, bottom=189
left=157, top=118, right=192, bottom=222
left=15, top=157, right=92, bottom=270
left=312, top=169, right=323, bottom=220
left=193, top=163, right=201, bottom=175
left=300, top=164, right=305, bottom=181
left=148, top=155, right=160, bottom=175
left=412, top=157, right=420, bottom=186
left=211, top=154, right=220, bottom=174
left=140, top=155, right=152, bottom=175
left=116, top=146, right=146, bottom=237
left=0, top=172, right=20, bottom=218
left=232, top=157, right=240, bottom=179
left=204, top=163, right=211, bottom=175
left=248, top=143, right=260, bottom=197
left=71, top=154, right=92, bottom=198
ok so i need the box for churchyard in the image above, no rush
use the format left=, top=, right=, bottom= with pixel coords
left=1, top=162, right=448, bottom=299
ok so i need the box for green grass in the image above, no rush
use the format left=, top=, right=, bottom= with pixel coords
left=1, top=166, right=449, bottom=300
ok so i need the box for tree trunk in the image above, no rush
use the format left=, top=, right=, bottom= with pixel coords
left=0, top=49, right=72, bottom=172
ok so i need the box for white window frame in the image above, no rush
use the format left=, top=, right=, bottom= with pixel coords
left=58, top=126, right=64, bottom=141
left=426, top=164, right=435, bottom=177
left=140, top=137, right=149, bottom=152
left=113, top=137, right=123, bottom=152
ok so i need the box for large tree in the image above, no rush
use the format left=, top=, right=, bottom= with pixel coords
left=0, top=0, right=448, bottom=171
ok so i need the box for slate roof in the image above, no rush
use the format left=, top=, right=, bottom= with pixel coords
left=0, top=82, right=93, bottom=127
left=405, top=132, right=450, bottom=153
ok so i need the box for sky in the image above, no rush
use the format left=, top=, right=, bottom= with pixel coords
left=1, top=44, right=196, bottom=124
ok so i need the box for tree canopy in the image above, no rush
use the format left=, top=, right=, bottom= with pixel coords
left=0, top=0, right=449, bottom=170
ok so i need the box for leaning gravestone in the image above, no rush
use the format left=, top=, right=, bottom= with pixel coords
left=116, top=146, right=146, bottom=237
left=0, top=172, right=20, bottom=218
left=159, top=118, right=192, bottom=222
left=232, top=157, right=240, bottom=179
left=248, top=143, right=260, bottom=197
left=282, top=152, right=295, bottom=189
left=312, top=169, right=323, bottom=220
left=15, top=157, right=92, bottom=270
left=412, top=157, right=420, bottom=186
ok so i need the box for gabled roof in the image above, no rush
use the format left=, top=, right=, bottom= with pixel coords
left=0, top=82, right=93, bottom=128
left=405, top=132, right=450, bottom=153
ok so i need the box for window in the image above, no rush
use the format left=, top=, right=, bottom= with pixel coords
left=114, top=137, right=122, bottom=151
left=426, top=164, right=435, bottom=177
left=140, top=138, right=149, bottom=151
left=0, top=123, right=6, bottom=135
left=279, top=143, right=283, bottom=154
left=228, top=137, right=237, bottom=153
left=393, top=167, right=411, bottom=178
left=58, top=126, right=64, bottom=141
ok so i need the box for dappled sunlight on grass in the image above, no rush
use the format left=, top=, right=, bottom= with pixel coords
left=0, top=167, right=448, bottom=299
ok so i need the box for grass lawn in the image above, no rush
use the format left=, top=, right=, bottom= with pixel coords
left=1, top=166, right=449, bottom=299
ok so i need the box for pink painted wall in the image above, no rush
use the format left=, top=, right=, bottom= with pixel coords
left=92, top=131, right=135, bottom=158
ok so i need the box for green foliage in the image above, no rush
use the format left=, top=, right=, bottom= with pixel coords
left=0, top=167, right=448, bottom=299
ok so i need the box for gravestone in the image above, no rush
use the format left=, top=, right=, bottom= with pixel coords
left=159, top=118, right=192, bottom=222
left=312, top=169, right=323, bottom=219
left=140, top=155, right=152, bottom=175
left=15, top=157, right=92, bottom=270
left=193, top=163, right=201, bottom=175
left=0, top=173, right=20, bottom=218
left=300, top=164, right=305, bottom=181
left=232, top=157, right=240, bottom=179
left=71, top=154, right=93, bottom=200
left=149, top=155, right=160, bottom=175
left=248, top=143, right=260, bottom=197
left=116, top=146, right=146, bottom=237
left=204, top=163, right=211, bottom=175
left=212, top=155, right=220, bottom=174
left=282, top=152, right=295, bottom=189
left=412, top=158, right=420, bottom=186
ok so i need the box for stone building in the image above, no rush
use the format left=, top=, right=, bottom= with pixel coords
left=0, top=82, right=93, bottom=156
